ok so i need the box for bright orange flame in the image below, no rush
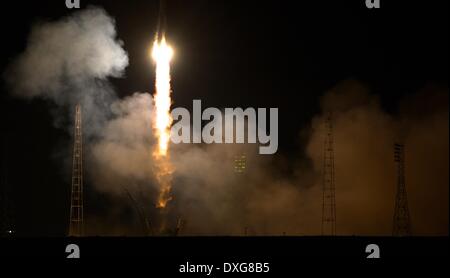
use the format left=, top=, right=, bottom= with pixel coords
left=151, top=36, right=174, bottom=209
left=152, top=37, right=173, bottom=156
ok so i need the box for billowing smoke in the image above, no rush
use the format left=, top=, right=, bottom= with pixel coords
left=164, top=79, right=448, bottom=236
left=6, top=7, right=128, bottom=99
left=89, top=93, right=157, bottom=195
left=4, top=7, right=129, bottom=136
left=309, top=80, right=448, bottom=235
left=5, top=7, right=448, bottom=236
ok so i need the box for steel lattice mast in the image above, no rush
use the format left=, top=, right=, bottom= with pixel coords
left=69, top=104, right=83, bottom=236
left=322, top=112, right=336, bottom=235
left=392, top=143, right=411, bottom=236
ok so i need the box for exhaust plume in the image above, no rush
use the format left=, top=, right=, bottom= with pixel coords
left=151, top=36, right=174, bottom=209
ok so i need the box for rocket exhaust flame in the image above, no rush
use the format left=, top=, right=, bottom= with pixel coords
left=152, top=37, right=173, bottom=156
left=151, top=36, right=174, bottom=209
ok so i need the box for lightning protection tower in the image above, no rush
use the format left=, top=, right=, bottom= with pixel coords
left=322, top=112, right=336, bottom=236
left=69, top=104, right=84, bottom=236
left=392, top=143, right=412, bottom=236
left=1, top=139, right=14, bottom=236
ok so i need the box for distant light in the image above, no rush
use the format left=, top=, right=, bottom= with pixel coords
left=234, top=153, right=247, bottom=173
left=7, top=230, right=13, bottom=234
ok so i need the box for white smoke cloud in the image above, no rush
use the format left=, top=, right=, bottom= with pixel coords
left=89, top=93, right=157, bottom=195
left=5, top=7, right=128, bottom=100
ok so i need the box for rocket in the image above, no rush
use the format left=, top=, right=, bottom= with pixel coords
left=155, top=0, right=167, bottom=42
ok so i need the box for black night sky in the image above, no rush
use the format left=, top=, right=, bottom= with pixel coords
left=0, top=0, right=448, bottom=236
